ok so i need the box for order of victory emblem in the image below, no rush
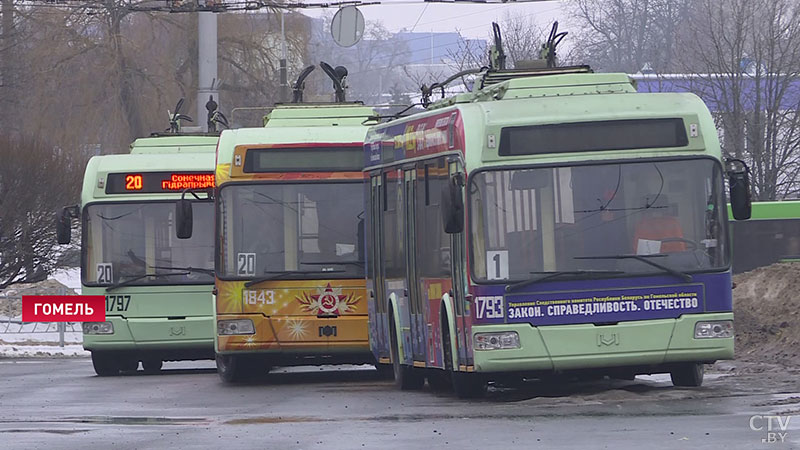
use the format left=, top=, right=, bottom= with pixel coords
left=296, top=283, right=360, bottom=316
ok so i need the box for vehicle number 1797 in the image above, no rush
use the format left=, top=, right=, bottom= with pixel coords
left=106, top=295, right=131, bottom=312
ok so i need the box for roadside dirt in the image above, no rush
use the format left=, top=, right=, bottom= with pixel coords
left=733, top=262, right=800, bottom=369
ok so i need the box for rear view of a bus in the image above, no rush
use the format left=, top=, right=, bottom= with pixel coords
left=58, top=135, right=217, bottom=376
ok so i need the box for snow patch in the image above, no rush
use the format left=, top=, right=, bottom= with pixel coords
left=0, top=343, right=89, bottom=358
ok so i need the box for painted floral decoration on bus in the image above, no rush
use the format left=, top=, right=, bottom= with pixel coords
left=296, top=284, right=360, bottom=316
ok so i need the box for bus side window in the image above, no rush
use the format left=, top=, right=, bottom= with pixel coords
left=417, top=159, right=451, bottom=282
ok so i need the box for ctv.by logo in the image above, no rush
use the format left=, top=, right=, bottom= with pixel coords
left=749, top=415, right=793, bottom=443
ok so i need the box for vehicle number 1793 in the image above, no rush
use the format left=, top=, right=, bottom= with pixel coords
left=475, top=295, right=504, bottom=320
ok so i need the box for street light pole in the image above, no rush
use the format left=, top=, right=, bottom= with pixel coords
left=198, top=10, right=219, bottom=132
left=280, top=10, right=288, bottom=103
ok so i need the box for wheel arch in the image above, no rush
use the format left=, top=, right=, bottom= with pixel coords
left=387, top=292, right=406, bottom=363
left=440, top=292, right=459, bottom=371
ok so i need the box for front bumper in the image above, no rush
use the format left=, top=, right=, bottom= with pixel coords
left=83, top=315, right=215, bottom=353
left=473, top=313, right=734, bottom=373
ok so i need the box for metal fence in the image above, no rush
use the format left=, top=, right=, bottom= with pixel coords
left=0, top=318, right=82, bottom=347
left=0, top=285, right=83, bottom=348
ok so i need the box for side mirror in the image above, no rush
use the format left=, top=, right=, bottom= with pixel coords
left=56, top=207, right=72, bottom=245
left=176, top=199, right=193, bottom=239
left=726, top=159, right=752, bottom=220
left=441, top=175, right=464, bottom=234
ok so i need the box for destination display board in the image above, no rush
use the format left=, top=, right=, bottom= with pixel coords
left=243, top=146, right=364, bottom=172
left=105, top=172, right=214, bottom=194
left=499, top=118, right=688, bottom=156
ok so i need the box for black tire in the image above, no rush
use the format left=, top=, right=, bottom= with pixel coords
left=374, top=363, right=394, bottom=380
left=426, top=370, right=452, bottom=392
left=216, top=354, right=271, bottom=383
left=670, top=363, right=704, bottom=387
left=452, top=372, right=487, bottom=399
left=141, top=359, right=163, bottom=374
left=118, top=358, right=139, bottom=373
left=389, top=311, right=425, bottom=390
left=441, top=313, right=485, bottom=399
left=91, top=352, right=120, bottom=377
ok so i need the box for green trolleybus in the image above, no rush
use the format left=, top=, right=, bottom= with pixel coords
left=363, top=64, right=752, bottom=397
left=59, top=134, right=218, bottom=376
left=729, top=201, right=800, bottom=273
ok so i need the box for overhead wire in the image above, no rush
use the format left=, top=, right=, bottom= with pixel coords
left=343, top=2, right=564, bottom=78
left=408, top=2, right=430, bottom=32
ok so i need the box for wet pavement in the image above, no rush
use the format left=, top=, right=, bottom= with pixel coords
left=0, top=358, right=798, bottom=449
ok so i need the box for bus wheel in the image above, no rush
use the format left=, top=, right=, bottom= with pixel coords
left=452, top=372, right=487, bottom=399
left=216, top=354, right=247, bottom=383
left=441, top=314, right=485, bottom=399
left=142, top=359, right=163, bottom=374
left=389, top=312, right=424, bottom=390
left=91, top=352, right=120, bottom=377
left=426, top=370, right=452, bottom=392
left=216, top=354, right=269, bottom=383
left=670, top=363, right=704, bottom=387
left=374, top=363, right=394, bottom=380
left=117, top=358, right=138, bottom=373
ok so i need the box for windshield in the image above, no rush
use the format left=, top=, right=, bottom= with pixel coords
left=468, top=158, right=729, bottom=282
left=83, top=202, right=214, bottom=286
left=218, top=182, right=364, bottom=279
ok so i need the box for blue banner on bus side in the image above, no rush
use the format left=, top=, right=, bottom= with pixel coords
left=471, top=271, right=732, bottom=326
left=504, top=284, right=704, bottom=326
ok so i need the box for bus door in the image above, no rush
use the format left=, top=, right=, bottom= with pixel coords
left=369, top=174, right=388, bottom=357
left=449, top=160, right=472, bottom=367
left=404, top=168, right=425, bottom=360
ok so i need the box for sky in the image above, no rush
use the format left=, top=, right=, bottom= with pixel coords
left=301, top=0, right=566, bottom=40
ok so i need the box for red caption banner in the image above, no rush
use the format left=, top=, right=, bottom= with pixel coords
left=22, top=296, right=105, bottom=322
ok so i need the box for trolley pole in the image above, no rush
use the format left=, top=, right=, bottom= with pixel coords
left=198, top=11, right=219, bottom=132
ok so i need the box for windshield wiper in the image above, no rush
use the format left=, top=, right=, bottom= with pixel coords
left=244, top=270, right=346, bottom=287
left=574, top=254, right=693, bottom=283
left=150, top=265, right=214, bottom=276
left=105, top=271, right=190, bottom=292
left=505, top=270, right=624, bottom=293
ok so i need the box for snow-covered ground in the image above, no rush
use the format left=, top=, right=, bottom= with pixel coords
left=50, top=267, right=82, bottom=294
left=0, top=313, right=85, bottom=357
left=0, top=343, right=89, bottom=357
left=0, top=269, right=88, bottom=357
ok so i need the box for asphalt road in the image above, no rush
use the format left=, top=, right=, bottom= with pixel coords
left=0, top=358, right=798, bottom=449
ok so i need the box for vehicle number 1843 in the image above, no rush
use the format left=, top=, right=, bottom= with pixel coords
left=243, top=290, right=275, bottom=305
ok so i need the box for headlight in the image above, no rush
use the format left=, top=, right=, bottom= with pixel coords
left=217, top=319, right=255, bottom=335
left=474, top=331, right=520, bottom=350
left=83, top=321, right=114, bottom=335
left=694, top=320, right=733, bottom=339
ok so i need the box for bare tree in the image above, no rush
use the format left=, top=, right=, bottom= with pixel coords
left=0, top=134, right=87, bottom=289
left=219, top=10, right=311, bottom=123
left=678, top=0, right=800, bottom=200
left=567, top=0, right=691, bottom=73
